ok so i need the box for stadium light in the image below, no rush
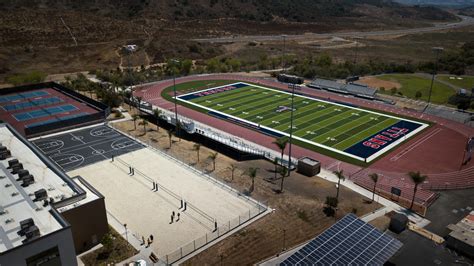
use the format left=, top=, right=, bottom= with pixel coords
left=427, top=47, right=444, bottom=109
left=287, top=83, right=295, bottom=176
left=282, top=35, right=287, bottom=73
left=172, top=59, right=180, bottom=136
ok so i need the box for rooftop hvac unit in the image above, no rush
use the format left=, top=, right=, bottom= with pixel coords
left=34, top=189, right=48, bottom=202
left=18, top=218, right=35, bottom=236
left=16, top=169, right=30, bottom=181
left=23, top=225, right=40, bottom=242
left=11, top=163, right=24, bottom=174
left=7, top=159, right=18, bottom=169
left=21, top=175, right=35, bottom=187
left=0, top=146, right=10, bottom=160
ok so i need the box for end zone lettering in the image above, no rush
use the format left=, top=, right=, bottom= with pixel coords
left=363, top=127, right=409, bottom=149
left=195, top=86, right=236, bottom=97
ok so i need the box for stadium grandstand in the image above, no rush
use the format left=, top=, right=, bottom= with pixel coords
left=308, top=78, right=377, bottom=99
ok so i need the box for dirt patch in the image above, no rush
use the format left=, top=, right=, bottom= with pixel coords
left=359, top=76, right=401, bottom=90
left=110, top=108, right=382, bottom=265
left=368, top=215, right=390, bottom=231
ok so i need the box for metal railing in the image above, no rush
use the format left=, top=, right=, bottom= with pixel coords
left=160, top=206, right=265, bottom=265
left=107, top=123, right=269, bottom=264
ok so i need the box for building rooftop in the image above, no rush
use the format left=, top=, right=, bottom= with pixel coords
left=0, top=123, right=94, bottom=253
left=447, top=211, right=474, bottom=247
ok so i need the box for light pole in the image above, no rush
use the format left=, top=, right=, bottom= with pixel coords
left=427, top=47, right=444, bottom=109
left=172, top=59, right=180, bottom=137
left=282, top=229, right=286, bottom=251
left=282, top=35, right=287, bottom=73
left=287, top=83, right=295, bottom=176
left=123, top=223, right=128, bottom=242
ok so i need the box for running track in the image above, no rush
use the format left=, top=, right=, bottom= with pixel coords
left=134, top=74, right=474, bottom=205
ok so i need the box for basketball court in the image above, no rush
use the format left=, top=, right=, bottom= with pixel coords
left=32, top=125, right=144, bottom=171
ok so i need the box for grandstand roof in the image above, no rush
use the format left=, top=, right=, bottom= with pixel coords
left=308, top=78, right=377, bottom=97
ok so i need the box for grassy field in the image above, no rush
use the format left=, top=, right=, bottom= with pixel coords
left=378, top=74, right=456, bottom=104
left=176, top=81, right=427, bottom=163
left=438, top=75, right=474, bottom=89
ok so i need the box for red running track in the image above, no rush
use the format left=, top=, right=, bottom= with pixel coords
left=135, top=74, right=474, bottom=204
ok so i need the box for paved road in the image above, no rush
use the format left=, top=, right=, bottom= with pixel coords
left=193, top=15, right=474, bottom=43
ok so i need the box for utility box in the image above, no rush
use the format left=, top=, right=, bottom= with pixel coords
left=297, top=157, right=321, bottom=177
left=389, top=213, right=408, bottom=234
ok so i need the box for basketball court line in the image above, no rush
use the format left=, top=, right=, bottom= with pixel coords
left=33, top=125, right=145, bottom=171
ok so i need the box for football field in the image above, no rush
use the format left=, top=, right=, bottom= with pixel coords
left=177, top=82, right=428, bottom=162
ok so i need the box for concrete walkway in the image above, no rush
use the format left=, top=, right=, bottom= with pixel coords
left=318, top=168, right=430, bottom=227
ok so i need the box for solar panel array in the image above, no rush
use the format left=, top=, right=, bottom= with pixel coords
left=280, top=214, right=403, bottom=266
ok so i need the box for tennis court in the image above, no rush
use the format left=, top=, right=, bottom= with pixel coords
left=13, top=104, right=78, bottom=121
left=1, top=96, right=63, bottom=111
left=0, top=90, right=49, bottom=103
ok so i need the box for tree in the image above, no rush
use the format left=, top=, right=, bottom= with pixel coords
left=136, top=96, right=143, bottom=113
left=227, top=164, right=237, bottom=181
left=323, top=196, right=338, bottom=217
left=415, top=91, right=422, bottom=99
left=139, top=119, right=148, bottom=135
left=273, top=157, right=279, bottom=179
left=333, top=170, right=345, bottom=200
left=166, top=128, right=174, bottom=148
left=273, top=137, right=288, bottom=170
left=193, top=143, right=201, bottom=162
left=369, top=173, right=379, bottom=203
left=208, top=152, right=218, bottom=172
left=408, top=171, right=427, bottom=210
left=153, top=109, right=162, bottom=131
left=132, top=114, right=140, bottom=130
left=248, top=167, right=259, bottom=193
left=278, top=166, right=288, bottom=192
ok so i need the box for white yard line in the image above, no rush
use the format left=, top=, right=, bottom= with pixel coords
left=177, top=82, right=429, bottom=162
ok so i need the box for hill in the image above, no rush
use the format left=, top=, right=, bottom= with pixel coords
left=0, top=0, right=457, bottom=22
left=393, top=0, right=474, bottom=8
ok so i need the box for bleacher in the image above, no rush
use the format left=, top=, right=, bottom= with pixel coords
left=308, top=78, right=377, bottom=99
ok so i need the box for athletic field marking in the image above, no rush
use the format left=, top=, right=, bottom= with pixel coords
left=177, top=82, right=429, bottom=162
left=389, top=128, right=443, bottom=162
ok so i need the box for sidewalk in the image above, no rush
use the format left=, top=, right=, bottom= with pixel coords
left=319, top=169, right=430, bottom=227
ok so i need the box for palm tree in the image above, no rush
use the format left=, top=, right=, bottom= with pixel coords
left=193, top=143, right=201, bottom=162
left=136, top=96, right=143, bottom=113
left=369, top=173, right=379, bottom=203
left=273, top=157, right=279, bottom=180
left=227, top=164, right=237, bottom=181
left=248, top=167, right=259, bottom=193
left=132, top=114, right=140, bottom=130
left=408, top=171, right=427, bottom=210
left=208, top=152, right=218, bottom=172
left=153, top=108, right=162, bottom=131
left=166, top=128, right=174, bottom=148
left=279, top=166, right=288, bottom=192
left=139, top=119, right=148, bottom=135
left=333, top=170, right=345, bottom=200
left=273, top=137, right=288, bottom=169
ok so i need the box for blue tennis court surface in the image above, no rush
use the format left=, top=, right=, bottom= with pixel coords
left=0, top=91, right=49, bottom=103
left=2, top=97, right=63, bottom=111
left=13, top=104, right=78, bottom=121
left=280, top=213, right=403, bottom=265
left=26, top=113, right=89, bottom=128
